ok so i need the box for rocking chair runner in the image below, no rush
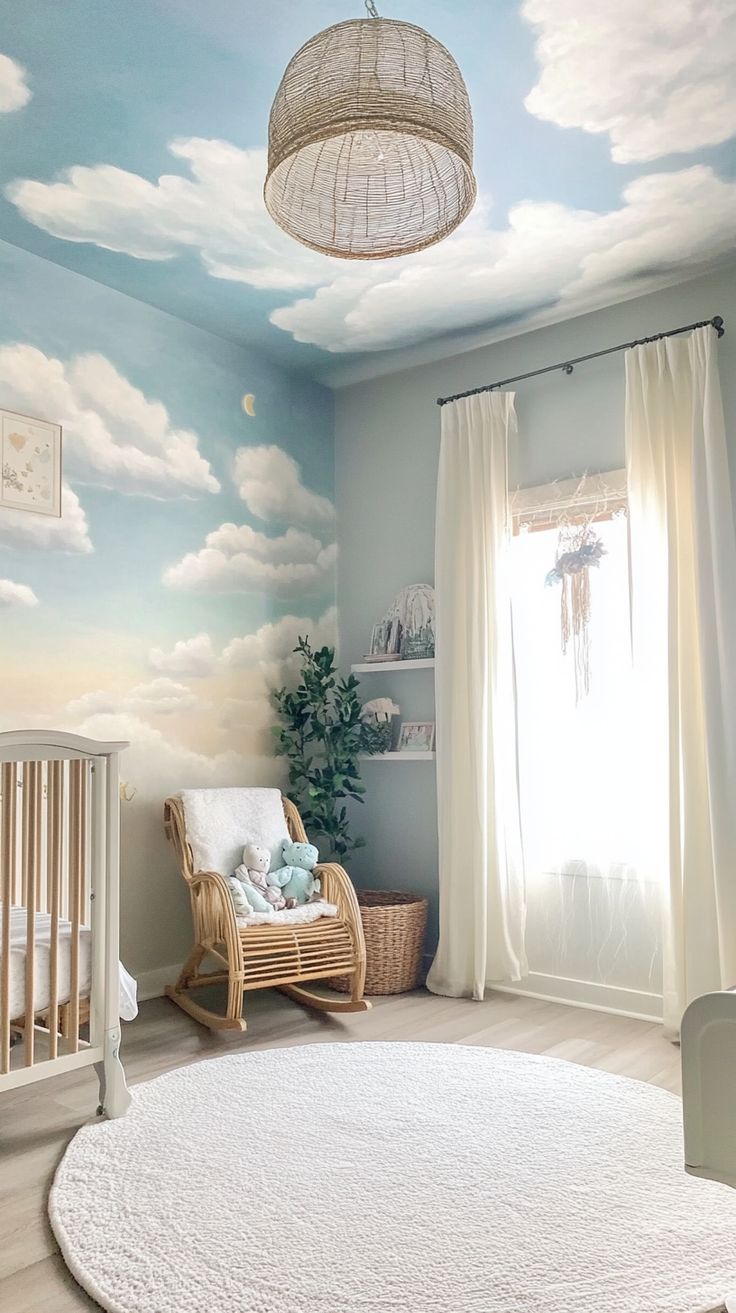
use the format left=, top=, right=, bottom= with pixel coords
left=163, top=792, right=370, bottom=1032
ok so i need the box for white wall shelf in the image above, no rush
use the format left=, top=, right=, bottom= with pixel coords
left=351, top=658, right=435, bottom=674
left=359, top=751, right=436, bottom=762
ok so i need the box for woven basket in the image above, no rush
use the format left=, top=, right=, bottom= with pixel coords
left=327, top=889, right=428, bottom=995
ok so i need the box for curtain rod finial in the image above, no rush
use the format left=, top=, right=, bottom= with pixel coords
left=713, top=316, right=725, bottom=338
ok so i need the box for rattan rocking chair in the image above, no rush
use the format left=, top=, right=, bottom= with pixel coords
left=163, top=793, right=370, bottom=1032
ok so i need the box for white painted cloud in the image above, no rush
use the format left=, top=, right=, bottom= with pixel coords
left=0, top=485, right=92, bottom=553
left=0, top=578, right=38, bottom=607
left=7, top=139, right=335, bottom=290
left=0, top=346, right=219, bottom=498
left=561, top=168, right=736, bottom=300
left=233, top=445, right=335, bottom=528
left=8, top=127, right=734, bottom=362
left=64, top=711, right=285, bottom=797
left=124, top=678, right=204, bottom=715
left=523, top=0, right=736, bottom=163
left=219, top=696, right=275, bottom=732
left=163, top=522, right=336, bottom=595
left=146, top=608, right=337, bottom=696
left=272, top=167, right=736, bottom=352
left=66, top=677, right=202, bottom=720
left=223, top=606, right=338, bottom=670
left=148, top=632, right=217, bottom=678
left=0, top=53, right=31, bottom=113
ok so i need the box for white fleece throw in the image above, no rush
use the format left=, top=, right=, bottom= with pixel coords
left=179, top=787, right=290, bottom=874
left=50, top=1043, right=736, bottom=1313
left=236, top=902, right=337, bottom=928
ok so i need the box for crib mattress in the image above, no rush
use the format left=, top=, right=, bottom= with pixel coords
left=1, top=905, right=137, bottom=1023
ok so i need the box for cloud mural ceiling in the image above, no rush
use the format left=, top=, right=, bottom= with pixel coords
left=522, top=0, right=736, bottom=164
left=0, top=0, right=733, bottom=380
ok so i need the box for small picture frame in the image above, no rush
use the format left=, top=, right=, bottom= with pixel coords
left=1, top=408, right=62, bottom=517
left=397, top=721, right=435, bottom=753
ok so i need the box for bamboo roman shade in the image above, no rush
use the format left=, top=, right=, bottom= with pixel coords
left=264, top=18, right=476, bottom=260
left=511, top=470, right=628, bottom=533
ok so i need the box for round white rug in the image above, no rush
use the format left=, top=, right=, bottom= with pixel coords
left=50, top=1042, right=736, bottom=1313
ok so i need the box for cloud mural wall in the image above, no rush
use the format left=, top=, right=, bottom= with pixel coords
left=0, top=346, right=221, bottom=496
left=0, top=53, right=30, bottom=113
left=0, top=237, right=335, bottom=977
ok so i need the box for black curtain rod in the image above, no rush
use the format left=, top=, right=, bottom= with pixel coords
left=436, top=315, right=725, bottom=407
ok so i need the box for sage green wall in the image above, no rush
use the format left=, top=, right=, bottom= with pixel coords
left=335, top=265, right=736, bottom=974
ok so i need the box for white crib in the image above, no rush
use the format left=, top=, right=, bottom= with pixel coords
left=0, top=730, right=131, bottom=1118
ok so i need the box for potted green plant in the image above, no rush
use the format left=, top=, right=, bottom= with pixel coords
left=271, top=637, right=385, bottom=861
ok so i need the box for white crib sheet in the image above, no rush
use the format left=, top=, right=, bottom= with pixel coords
left=1, top=905, right=137, bottom=1023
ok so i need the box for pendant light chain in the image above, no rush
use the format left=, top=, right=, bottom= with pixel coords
left=364, top=1, right=380, bottom=16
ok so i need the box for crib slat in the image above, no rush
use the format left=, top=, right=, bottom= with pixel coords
left=23, top=761, right=42, bottom=1067
left=67, top=760, right=85, bottom=1053
left=47, top=760, right=63, bottom=1060
left=1, top=762, right=17, bottom=1076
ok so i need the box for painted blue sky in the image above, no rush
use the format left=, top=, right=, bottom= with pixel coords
left=0, top=238, right=334, bottom=646
left=0, top=230, right=338, bottom=883
left=0, top=0, right=735, bottom=379
left=0, top=230, right=338, bottom=823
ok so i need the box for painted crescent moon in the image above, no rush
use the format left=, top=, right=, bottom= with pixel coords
left=242, top=393, right=256, bottom=417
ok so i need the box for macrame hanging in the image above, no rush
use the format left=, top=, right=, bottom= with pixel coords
left=545, top=521, right=606, bottom=702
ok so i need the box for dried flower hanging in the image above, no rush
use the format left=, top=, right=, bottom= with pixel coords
left=545, top=523, right=606, bottom=701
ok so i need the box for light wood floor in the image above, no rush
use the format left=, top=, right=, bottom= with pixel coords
left=0, top=987, right=683, bottom=1312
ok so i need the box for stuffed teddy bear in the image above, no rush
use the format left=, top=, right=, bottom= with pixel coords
left=228, top=844, right=271, bottom=914
left=270, top=839, right=321, bottom=906
left=241, top=842, right=288, bottom=911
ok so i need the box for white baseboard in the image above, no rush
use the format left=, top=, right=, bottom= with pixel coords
left=136, top=963, right=182, bottom=1003
left=421, top=956, right=662, bottom=1022
left=491, top=972, right=663, bottom=1022
left=139, top=960, right=662, bottom=1023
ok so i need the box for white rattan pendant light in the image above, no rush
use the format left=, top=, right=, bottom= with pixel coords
left=264, top=0, right=476, bottom=260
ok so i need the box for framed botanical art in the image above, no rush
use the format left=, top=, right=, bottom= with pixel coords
left=1, top=408, right=62, bottom=517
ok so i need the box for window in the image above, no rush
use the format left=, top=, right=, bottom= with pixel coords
left=510, top=475, right=645, bottom=882
left=510, top=473, right=662, bottom=996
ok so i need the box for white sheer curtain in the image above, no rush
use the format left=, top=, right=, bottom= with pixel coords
left=626, top=325, right=736, bottom=1031
left=511, top=504, right=663, bottom=1003
left=427, top=392, right=527, bottom=999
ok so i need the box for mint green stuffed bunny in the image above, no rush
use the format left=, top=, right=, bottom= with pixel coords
left=271, top=839, right=321, bottom=905
left=226, top=873, right=253, bottom=916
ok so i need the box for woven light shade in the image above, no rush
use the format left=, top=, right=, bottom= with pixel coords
left=264, top=17, right=476, bottom=260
